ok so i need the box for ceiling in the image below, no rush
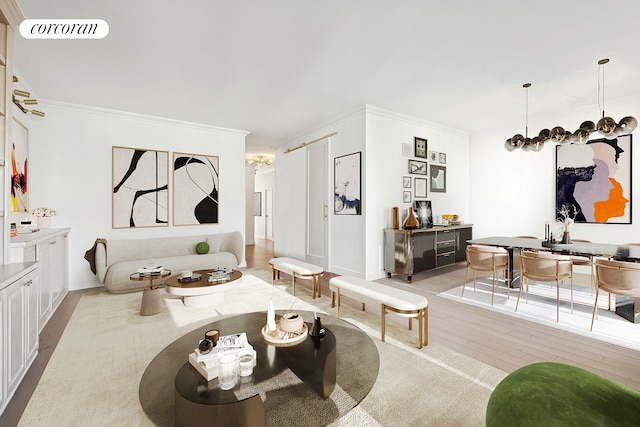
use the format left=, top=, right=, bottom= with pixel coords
left=13, top=1, right=640, bottom=158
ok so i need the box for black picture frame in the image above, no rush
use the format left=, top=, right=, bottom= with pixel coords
left=414, top=137, right=428, bottom=158
left=408, top=159, right=428, bottom=175
left=334, top=151, right=362, bottom=215
left=430, top=165, right=446, bottom=193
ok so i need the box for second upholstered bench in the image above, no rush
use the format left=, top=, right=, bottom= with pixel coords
left=329, top=275, right=428, bottom=348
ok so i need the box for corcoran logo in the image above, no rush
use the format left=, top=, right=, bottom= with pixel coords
left=19, top=19, right=109, bottom=39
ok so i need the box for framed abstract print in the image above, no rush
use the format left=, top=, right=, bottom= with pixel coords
left=334, top=151, right=361, bottom=215
left=408, top=159, right=427, bottom=175
left=173, top=152, right=220, bottom=225
left=556, top=135, right=631, bottom=224
left=430, top=164, right=446, bottom=193
left=112, top=146, right=169, bottom=228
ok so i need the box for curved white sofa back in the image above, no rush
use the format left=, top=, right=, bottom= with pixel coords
left=95, top=231, right=243, bottom=293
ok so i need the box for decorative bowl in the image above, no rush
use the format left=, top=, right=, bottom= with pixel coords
left=279, top=312, right=304, bottom=333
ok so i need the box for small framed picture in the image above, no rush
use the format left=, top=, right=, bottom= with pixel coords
left=403, top=176, right=411, bottom=188
left=403, top=191, right=412, bottom=203
left=408, top=159, right=427, bottom=175
left=414, top=137, right=428, bottom=158
left=414, top=177, right=427, bottom=198
left=430, top=165, right=446, bottom=193
left=439, top=152, right=447, bottom=164
left=429, top=150, right=438, bottom=162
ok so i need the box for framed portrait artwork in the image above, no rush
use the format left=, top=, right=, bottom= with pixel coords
left=414, top=137, right=428, bottom=158
left=414, top=200, right=433, bottom=228
left=408, top=159, right=428, bottom=175
left=556, top=135, right=632, bottom=224
left=414, top=177, right=427, bottom=198
left=112, top=146, right=169, bottom=228
left=173, top=152, right=220, bottom=225
left=430, top=164, right=446, bottom=193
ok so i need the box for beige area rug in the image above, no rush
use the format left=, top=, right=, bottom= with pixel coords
left=19, top=269, right=506, bottom=426
left=439, top=279, right=640, bottom=351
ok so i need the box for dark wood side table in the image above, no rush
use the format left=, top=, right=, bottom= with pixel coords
left=130, top=269, right=171, bottom=316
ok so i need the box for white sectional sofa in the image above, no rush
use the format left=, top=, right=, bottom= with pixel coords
left=94, top=232, right=243, bottom=293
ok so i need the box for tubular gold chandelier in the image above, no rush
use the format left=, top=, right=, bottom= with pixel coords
left=505, top=59, right=636, bottom=152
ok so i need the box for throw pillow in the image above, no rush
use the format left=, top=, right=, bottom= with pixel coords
left=196, top=241, right=210, bottom=255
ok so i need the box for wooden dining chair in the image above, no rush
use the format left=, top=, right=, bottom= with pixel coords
left=462, top=245, right=510, bottom=306
left=591, top=258, right=640, bottom=331
left=564, top=239, right=595, bottom=293
left=517, top=250, right=574, bottom=322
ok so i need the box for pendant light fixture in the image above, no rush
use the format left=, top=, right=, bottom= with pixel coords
left=505, top=58, right=636, bottom=151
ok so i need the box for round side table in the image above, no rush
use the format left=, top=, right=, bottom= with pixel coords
left=130, top=269, right=172, bottom=316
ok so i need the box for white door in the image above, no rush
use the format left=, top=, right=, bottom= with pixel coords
left=265, top=188, right=274, bottom=240
left=306, top=139, right=328, bottom=269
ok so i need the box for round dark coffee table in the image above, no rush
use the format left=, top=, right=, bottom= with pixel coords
left=139, top=311, right=379, bottom=427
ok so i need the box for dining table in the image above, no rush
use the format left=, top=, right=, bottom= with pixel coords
left=467, top=236, right=640, bottom=323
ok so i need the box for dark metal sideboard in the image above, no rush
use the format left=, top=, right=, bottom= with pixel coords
left=384, top=225, right=472, bottom=283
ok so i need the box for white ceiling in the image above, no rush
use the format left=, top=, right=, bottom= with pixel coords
left=13, top=1, right=640, bottom=157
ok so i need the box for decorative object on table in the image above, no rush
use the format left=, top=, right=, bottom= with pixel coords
left=173, top=152, right=220, bottom=225
left=112, top=146, right=169, bottom=228
left=198, top=337, right=214, bottom=354
left=205, top=329, right=220, bottom=343
left=414, top=200, right=433, bottom=229
left=402, top=207, right=419, bottom=229
left=334, top=151, right=361, bottom=215
left=178, top=273, right=202, bottom=283
left=414, top=177, right=427, bottom=198
left=430, top=164, right=446, bottom=193
left=188, top=332, right=256, bottom=381
left=208, top=267, right=232, bottom=283
left=32, top=206, right=56, bottom=229
left=414, top=137, right=428, bottom=158
left=556, top=204, right=578, bottom=244
left=556, top=134, right=631, bottom=224
left=391, top=207, right=399, bottom=229
left=408, top=158, right=427, bottom=175
left=309, top=312, right=326, bottom=339
left=195, top=241, right=210, bottom=254
left=218, top=353, right=238, bottom=390
left=279, top=312, right=304, bottom=333
left=266, top=300, right=277, bottom=333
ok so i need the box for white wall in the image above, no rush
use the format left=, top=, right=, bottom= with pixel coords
left=469, top=98, right=640, bottom=242
left=365, top=106, right=470, bottom=278
left=274, top=105, right=470, bottom=280
left=25, top=100, right=248, bottom=291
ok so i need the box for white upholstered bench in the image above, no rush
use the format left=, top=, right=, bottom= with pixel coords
left=269, top=257, right=324, bottom=299
left=329, top=275, right=429, bottom=348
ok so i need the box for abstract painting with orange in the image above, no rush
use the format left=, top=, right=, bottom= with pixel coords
left=556, top=134, right=631, bottom=224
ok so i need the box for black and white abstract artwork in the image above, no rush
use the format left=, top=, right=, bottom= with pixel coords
left=112, top=146, right=169, bottom=228
left=334, top=151, right=361, bottom=215
left=173, top=152, right=219, bottom=225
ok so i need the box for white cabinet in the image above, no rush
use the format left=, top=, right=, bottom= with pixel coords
left=10, top=228, right=70, bottom=332
left=0, top=263, right=39, bottom=415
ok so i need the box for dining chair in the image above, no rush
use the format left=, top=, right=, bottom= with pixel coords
left=516, top=250, right=573, bottom=322
left=564, top=239, right=595, bottom=293
left=462, top=245, right=510, bottom=306
left=591, top=258, right=640, bottom=331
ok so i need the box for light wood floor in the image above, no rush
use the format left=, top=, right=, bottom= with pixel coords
left=2, top=239, right=639, bottom=426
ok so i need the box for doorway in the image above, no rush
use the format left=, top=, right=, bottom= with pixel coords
left=306, top=138, right=328, bottom=269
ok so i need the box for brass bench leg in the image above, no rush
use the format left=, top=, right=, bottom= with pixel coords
left=423, top=307, right=429, bottom=347
left=381, top=304, right=387, bottom=343
left=292, top=274, right=296, bottom=296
